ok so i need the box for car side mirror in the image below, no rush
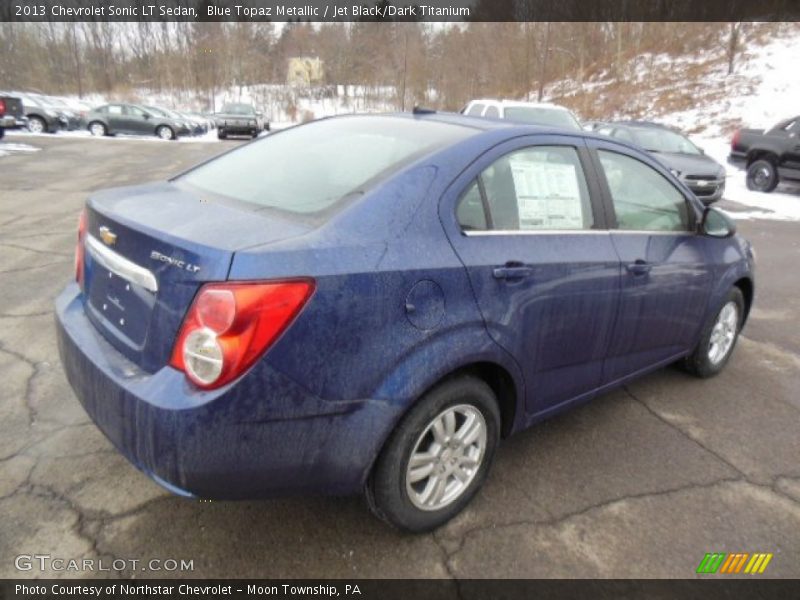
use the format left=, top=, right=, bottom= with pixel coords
left=700, top=206, right=735, bottom=238
left=143, top=113, right=151, bottom=120
left=256, top=111, right=263, bottom=117
left=698, top=147, right=705, bottom=155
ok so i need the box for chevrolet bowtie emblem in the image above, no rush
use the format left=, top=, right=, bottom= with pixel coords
left=98, top=226, right=117, bottom=246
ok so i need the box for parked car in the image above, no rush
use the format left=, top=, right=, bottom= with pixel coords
left=143, top=106, right=194, bottom=137
left=214, top=103, right=261, bottom=139
left=11, top=91, right=67, bottom=133
left=85, top=103, right=187, bottom=140
left=0, top=94, right=27, bottom=138
left=462, top=99, right=582, bottom=131
left=591, top=121, right=726, bottom=204
left=188, top=111, right=216, bottom=130
left=729, top=117, right=800, bottom=193
left=56, top=113, right=754, bottom=532
left=41, top=95, right=83, bottom=130
left=174, top=110, right=208, bottom=136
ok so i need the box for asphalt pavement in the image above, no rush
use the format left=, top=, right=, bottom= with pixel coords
left=1, top=134, right=799, bottom=579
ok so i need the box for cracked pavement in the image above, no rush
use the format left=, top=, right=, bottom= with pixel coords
left=1, top=135, right=799, bottom=579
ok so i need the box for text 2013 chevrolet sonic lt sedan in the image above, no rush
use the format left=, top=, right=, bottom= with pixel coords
left=56, top=113, right=755, bottom=532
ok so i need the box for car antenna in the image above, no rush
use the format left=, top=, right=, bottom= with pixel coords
left=412, top=106, right=436, bottom=115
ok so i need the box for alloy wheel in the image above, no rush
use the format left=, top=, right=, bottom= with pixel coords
left=28, top=118, right=45, bottom=134
left=405, top=404, right=487, bottom=511
left=708, top=301, right=738, bottom=365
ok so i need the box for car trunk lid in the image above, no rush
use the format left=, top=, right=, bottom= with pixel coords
left=82, top=182, right=310, bottom=372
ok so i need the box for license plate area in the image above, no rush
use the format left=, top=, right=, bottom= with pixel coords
left=87, top=265, right=155, bottom=349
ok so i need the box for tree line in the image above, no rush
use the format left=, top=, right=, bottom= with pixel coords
left=0, top=21, right=785, bottom=115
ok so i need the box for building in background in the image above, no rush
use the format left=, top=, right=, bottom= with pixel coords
left=287, top=57, right=325, bottom=86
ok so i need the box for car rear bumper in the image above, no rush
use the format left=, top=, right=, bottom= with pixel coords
left=56, top=283, right=400, bottom=499
left=727, top=153, right=747, bottom=168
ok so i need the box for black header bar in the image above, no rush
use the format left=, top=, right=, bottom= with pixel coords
left=4, top=579, right=800, bottom=600
left=3, top=0, right=800, bottom=22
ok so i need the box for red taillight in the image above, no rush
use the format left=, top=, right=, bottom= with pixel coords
left=0, top=99, right=6, bottom=116
left=170, top=280, right=315, bottom=389
left=731, top=129, right=741, bottom=150
left=75, top=209, right=87, bottom=290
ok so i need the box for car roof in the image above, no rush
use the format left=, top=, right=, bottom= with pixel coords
left=345, top=112, right=616, bottom=144
left=467, top=99, right=573, bottom=112
left=614, top=120, right=681, bottom=132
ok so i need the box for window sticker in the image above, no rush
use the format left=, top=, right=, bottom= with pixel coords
left=509, top=159, right=584, bottom=229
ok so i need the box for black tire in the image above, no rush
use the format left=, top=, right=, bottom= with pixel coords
left=217, top=130, right=227, bottom=140
left=0, top=127, right=4, bottom=140
left=156, top=125, right=175, bottom=141
left=746, top=159, right=779, bottom=193
left=88, top=121, right=107, bottom=137
left=366, top=375, right=501, bottom=532
left=682, top=287, right=745, bottom=378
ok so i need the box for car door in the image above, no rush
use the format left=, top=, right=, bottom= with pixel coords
left=587, top=138, right=714, bottom=382
left=122, top=105, right=153, bottom=135
left=781, top=119, right=800, bottom=172
left=441, top=135, right=621, bottom=416
left=105, top=104, right=127, bottom=133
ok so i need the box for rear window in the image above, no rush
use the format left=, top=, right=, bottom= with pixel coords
left=503, top=107, right=581, bottom=131
left=178, top=116, right=475, bottom=216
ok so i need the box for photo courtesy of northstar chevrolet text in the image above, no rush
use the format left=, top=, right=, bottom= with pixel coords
left=1, top=0, right=799, bottom=593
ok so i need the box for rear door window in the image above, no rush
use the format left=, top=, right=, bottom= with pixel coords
left=484, top=106, right=500, bottom=118
left=456, top=146, right=594, bottom=231
left=455, top=181, right=488, bottom=231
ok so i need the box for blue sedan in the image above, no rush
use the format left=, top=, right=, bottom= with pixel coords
left=56, top=112, right=755, bottom=531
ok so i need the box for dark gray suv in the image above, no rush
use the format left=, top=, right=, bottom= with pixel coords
left=86, top=103, right=187, bottom=140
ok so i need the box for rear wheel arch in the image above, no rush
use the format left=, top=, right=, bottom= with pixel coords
left=440, top=362, right=518, bottom=438
left=381, top=359, right=519, bottom=447
left=746, top=149, right=778, bottom=168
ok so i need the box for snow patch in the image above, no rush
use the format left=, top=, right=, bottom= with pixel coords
left=0, top=142, right=41, bottom=158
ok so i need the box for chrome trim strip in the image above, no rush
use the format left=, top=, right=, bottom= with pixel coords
left=464, top=230, right=609, bottom=236
left=463, top=229, right=694, bottom=237
left=85, top=235, right=158, bottom=292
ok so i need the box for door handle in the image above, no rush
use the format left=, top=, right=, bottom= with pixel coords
left=493, top=263, right=533, bottom=280
left=626, top=259, right=652, bottom=275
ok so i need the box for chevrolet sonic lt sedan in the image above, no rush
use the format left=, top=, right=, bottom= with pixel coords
left=56, top=112, right=755, bottom=532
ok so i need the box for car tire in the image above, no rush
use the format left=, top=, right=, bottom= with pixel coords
left=88, top=121, right=107, bottom=137
left=746, top=159, right=779, bottom=193
left=156, top=125, right=175, bottom=141
left=27, top=116, right=47, bottom=134
left=217, top=130, right=227, bottom=140
left=0, top=127, right=4, bottom=140
left=366, top=375, right=500, bottom=532
left=682, top=287, right=745, bottom=378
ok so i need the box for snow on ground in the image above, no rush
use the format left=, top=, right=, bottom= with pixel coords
left=0, top=141, right=41, bottom=158
left=5, top=127, right=226, bottom=144
left=659, top=32, right=800, bottom=138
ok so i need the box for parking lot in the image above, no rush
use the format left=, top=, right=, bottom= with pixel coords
left=1, top=134, right=799, bottom=579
